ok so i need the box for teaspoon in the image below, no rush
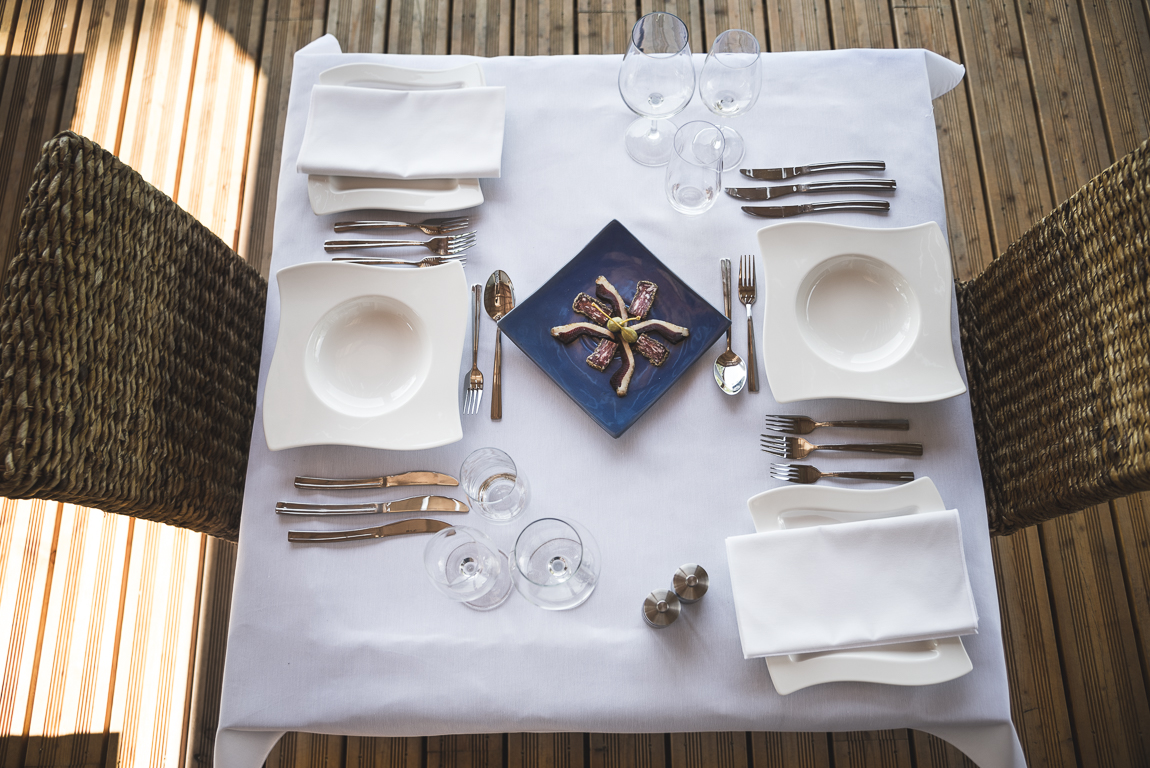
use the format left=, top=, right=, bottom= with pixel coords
left=714, top=258, right=747, bottom=395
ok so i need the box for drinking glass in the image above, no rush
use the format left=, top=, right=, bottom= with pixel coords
left=698, top=29, right=761, bottom=170
left=665, top=121, right=724, bottom=215
left=460, top=447, right=529, bottom=523
left=423, top=526, right=513, bottom=610
left=617, top=12, right=696, bottom=167
left=510, top=518, right=601, bottom=610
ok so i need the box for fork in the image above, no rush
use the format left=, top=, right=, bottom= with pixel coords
left=463, top=284, right=484, bottom=415
left=770, top=463, right=915, bottom=484
left=738, top=255, right=758, bottom=392
left=332, top=255, right=467, bottom=268
left=324, top=232, right=477, bottom=255
left=333, top=216, right=470, bottom=235
left=760, top=434, right=923, bottom=459
left=764, top=415, right=910, bottom=434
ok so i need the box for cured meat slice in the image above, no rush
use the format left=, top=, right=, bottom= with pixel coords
left=628, top=281, right=657, bottom=319
left=634, top=334, right=669, bottom=366
left=595, top=276, right=629, bottom=319
left=609, top=341, right=636, bottom=396
left=629, top=318, right=689, bottom=344
left=586, top=339, right=617, bottom=371
left=573, top=292, right=612, bottom=325
left=551, top=322, right=616, bottom=343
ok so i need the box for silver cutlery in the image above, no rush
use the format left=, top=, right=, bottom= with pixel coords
left=764, top=415, right=910, bottom=435
left=742, top=201, right=890, bottom=218
left=334, top=216, right=470, bottom=235
left=324, top=232, right=477, bottom=255
left=288, top=518, right=452, bottom=543
left=484, top=270, right=514, bottom=420
left=740, top=161, right=886, bottom=180
left=294, top=471, right=459, bottom=490
left=761, top=434, right=923, bottom=459
left=725, top=179, right=896, bottom=201
left=770, top=463, right=915, bottom=484
left=737, top=255, right=758, bottom=393
left=276, top=496, right=469, bottom=515
left=464, top=284, right=484, bottom=415
left=331, top=255, right=467, bottom=267
left=714, top=259, right=747, bottom=395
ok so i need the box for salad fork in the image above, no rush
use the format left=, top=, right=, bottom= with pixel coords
left=764, top=415, right=910, bottom=434
left=760, top=434, right=923, bottom=459
left=463, top=285, right=484, bottom=415
left=770, top=463, right=915, bottom=484
left=737, top=254, right=758, bottom=392
left=332, top=255, right=467, bottom=267
left=324, top=232, right=477, bottom=255
left=333, top=216, right=470, bottom=235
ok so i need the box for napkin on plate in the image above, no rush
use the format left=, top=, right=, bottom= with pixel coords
left=295, top=84, right=506, bottom=179
left=725, top=509, right=978, bottom=658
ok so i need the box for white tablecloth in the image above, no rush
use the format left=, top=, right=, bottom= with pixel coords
left=216, top=35, right=1026, bottom=768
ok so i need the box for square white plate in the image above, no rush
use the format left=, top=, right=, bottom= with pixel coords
left=759, top=221, right=967, bottom=403
left=746, top=478, right=973, bottom=695
left=307, top=62, right=486, bottom=214
left=263, top=261, right=468, bottom=451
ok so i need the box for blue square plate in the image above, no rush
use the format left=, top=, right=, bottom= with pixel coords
left=499, top=220, right=730, bottom=438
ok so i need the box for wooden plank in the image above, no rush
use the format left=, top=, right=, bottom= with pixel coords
left=451, top=0, right=511, bottom=55
left=386, top=0, right=449, bottom=53
left=345, top=736, right=421, bottom=768
left=506, top=734, right=583, bottom=768
left=513, top=0, right=574, bottom=55
left=832, top=730, right=912, bottom=768
left=589, top=733, right=665, bottom=768
left=1112, top=493, right=1150, bottom=706
left=827, top=0, right=892, bottom=50
left=764, top=0, right=831, bottom=52
left=265, top=733, right=346, bottom=768
left=1040, top=507, right=1150, bottom=766
left=576, top=0, right=635, bottom=55
left=426, top=735, right=501, bottom=768
left=326, top=0, right=388, bottom=53
left=669, top=733, right=747, bottom=768
left=639, top=0, right=704, bottom=54
left=1077, top=0, right=1150, bottom=158
left=184, top=539, right=236, bottom=768
left=67, top=0, right=146, bottom=147
left=749, top=732, right=830, bottom=768
left=701, top=0, right=767, bottom=52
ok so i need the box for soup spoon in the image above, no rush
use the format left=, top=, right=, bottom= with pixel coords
left=714, top=258, right=747, bottom=394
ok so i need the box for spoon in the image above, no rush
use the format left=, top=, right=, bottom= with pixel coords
left=484, top=270, right=515, bottom=420
left=714, top=258, right=747, bottom=395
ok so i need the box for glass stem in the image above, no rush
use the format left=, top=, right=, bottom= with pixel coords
left=648, top=119, right=660, bottom=139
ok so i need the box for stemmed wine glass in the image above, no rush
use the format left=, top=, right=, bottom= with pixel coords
left=617, top=12, right=696, bottom=167
left=423, top=526, right=513, bottom=611
left=698, top=29, right=761, bottom=170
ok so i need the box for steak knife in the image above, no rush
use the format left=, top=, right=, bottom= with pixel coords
left=725, top=179, right=896, bottom=201
left=742, top=201, right=891, bottom=218
left=275, top=496, right=469, bottom=515
left=740, top=161, right=886, bottom=181
left=288, top=518, right=452, bottom=543
left=294, top=471, right=459, bottom=490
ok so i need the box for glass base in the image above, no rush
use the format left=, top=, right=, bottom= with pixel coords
left=464, top=550, right=513, bottom=611
left=717, top=125, right=745, bottom=171
left=624, top=117, right=678, bottom=167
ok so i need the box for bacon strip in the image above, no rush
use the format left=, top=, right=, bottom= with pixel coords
left=628, top=281, right=657, bottom=319
left=629, top=318, right=689, bottom=344
left=595, top=276, right=629, bottom=319
left=586, top=339, right=617, bottom=371
left=609, top=341, right=636, bottom=396
left=551, top=322, right=616, bottom=344
left=572, top=292, right=612, bottom=325
left=633, top=334, right=669, bottom=366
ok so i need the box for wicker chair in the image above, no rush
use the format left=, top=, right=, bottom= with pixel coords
left=0, top=132, right=267, bottom=541
left=957, top=137, right=1150, bottom=536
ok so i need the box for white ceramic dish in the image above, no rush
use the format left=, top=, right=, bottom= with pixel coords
left=746, top=478, right=974, bottom=695
left=758, top=222, right=967, bottom=403
left=263, top=261, right=468, bottom=451
left=307, top=63, right=485, bottom=214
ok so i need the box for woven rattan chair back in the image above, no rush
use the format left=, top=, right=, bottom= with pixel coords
left=0, top=132, right=267, bottom=541
left=957, top=137, right=1150, bottom=536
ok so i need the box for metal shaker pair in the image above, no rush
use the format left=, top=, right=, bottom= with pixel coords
left=642, top=564, right=709, bottom=628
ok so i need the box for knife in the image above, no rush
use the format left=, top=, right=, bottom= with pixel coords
left=288, top=518, right=452, bottom=543
left=741, top=200, right=891, bottom=218
left=740, top=161, right=886, bottom=181
left=275, top=496, right=469, bottom=515
left=294, top=471, right=459, bottom=490
left=725, top=179, right=896, bottom=201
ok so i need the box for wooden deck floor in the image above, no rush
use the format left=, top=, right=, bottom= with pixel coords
left=1, top=0, right=1149, bottom=766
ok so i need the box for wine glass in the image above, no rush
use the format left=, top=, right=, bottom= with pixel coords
left=423, top=526, right=513, bottom=611
left=510, top=518, right=601, bottom=610
left=617, top=12, right=696, bottom=167
left=699, top=29, right=761, bottom=170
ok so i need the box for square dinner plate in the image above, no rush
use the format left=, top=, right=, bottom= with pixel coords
left=759, top=221, right=967, bottom=403
left=263, top=261, right=468, bottom=451
left=499, top=220, right=729, bottom=438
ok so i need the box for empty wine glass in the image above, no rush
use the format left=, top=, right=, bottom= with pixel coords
left=618, top=12, right=696, bottom=167
left=699, top=29, right=761, bottom=170
left=510, top=518, right=601, bottom=610
left=423, top=526, right=512, bottom=611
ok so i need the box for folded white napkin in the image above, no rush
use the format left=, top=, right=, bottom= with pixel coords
left=725, top=509, right=978, bottom=658
left=296, top=84, right=506, bottom=179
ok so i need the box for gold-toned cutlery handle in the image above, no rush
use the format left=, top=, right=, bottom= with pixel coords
left=287, top=518, right=451, bottom=542
left=746, top=308, right=758, bottom=392
left=277, top=501, right=379, bottom=515
left=491, top=329, right=502, bottom=419
left=819, top=419, right=910, bottom=430
left=294, top=472, right=459, bottom=490
left=324, top=239, right=424, bottom=251
left=825, top=471, right=915, bottom=482
left=819, top=442, right=923, bottom=456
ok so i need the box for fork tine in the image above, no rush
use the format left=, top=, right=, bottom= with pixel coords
left=437, top=216, right=469, bottom=228
left=752, top=254, right=756, bottom=289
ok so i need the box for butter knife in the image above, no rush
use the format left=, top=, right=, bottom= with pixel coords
left=740, top=161, right=886, bottom=180
left=295, top=471, right=459, bottom=490
left=288, top=518, right=452, bottom=543
left=725, top=179, right=896, bottom=201
left=276, top=496, right=469, bottom=516
left=742, top=201, right=891, bottom=218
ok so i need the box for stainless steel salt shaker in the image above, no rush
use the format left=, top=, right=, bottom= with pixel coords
left=672, top=563, right=709, bottom=603
left=642, top=589, right=682, bottom=628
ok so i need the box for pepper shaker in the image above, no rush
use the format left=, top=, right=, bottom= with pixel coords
left=672, top=563, right=709, bottom=603
left=642, top=589, right=682, bottom=628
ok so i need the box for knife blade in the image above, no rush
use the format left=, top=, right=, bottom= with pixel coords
left=724, top=179, right=897, bottom=201
left=275, top=496, right=469, bottom=516
left=741, top=200, right=891, bottom=218
left=294, top=471, right=459, bottom=490
left=288, top=518, right=452, bottom=543
left=740, top=161, right=886, bottom=181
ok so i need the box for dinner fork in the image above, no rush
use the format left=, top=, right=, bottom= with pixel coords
left=738, top=254, right=758, bottom=392
left=770, top=463, right=915, bottom=484
left=332, top=255, right=467, bottom=267
left=463, top=284, right=484, bottom=415
left=764, top=415, right=910, bottom=434
left=324, top=232, right=477, bottom=255
left=333, top=216, right=470, bottom=235
left=760, top=434, right=923, bottom=459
